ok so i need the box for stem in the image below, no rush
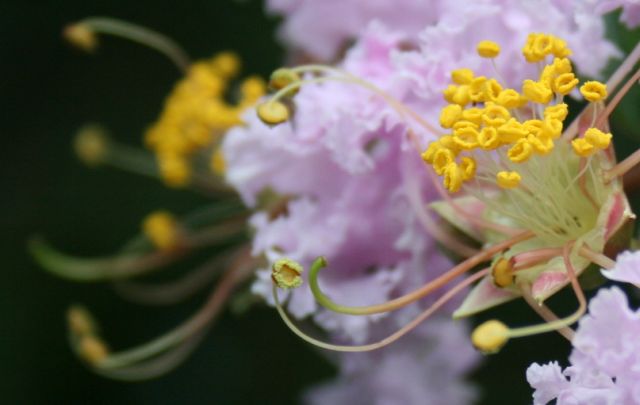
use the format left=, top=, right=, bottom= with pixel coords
left=80, top=17, right=190, bottom=72
left=272, top=269, right=488, bottom=352
left=512, top=248, right=563, bottom=270
left=519, top=283, right=574, bottom=341
left=596, top=68, right=640, bottom=130
left=605, top=147, right=640, bottom=183
left=308, top=231, right=534, bottom=315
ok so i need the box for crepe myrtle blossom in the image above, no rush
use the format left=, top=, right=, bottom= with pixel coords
left=589, top=0, right=640, bottom=28
left=601, top=250, right=640, bottom=285
left=250, top=23, right=640, bottom=359
left=33, top=17, right=266, bottom=380
left=527, top=286, right=640, bottom=404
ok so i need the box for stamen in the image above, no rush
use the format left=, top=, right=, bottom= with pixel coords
left=272, top=268, right=488, bottom=352
left=308, top=231, right=533, bottom=316
left=64, top=17, right=191, bottom=71
left=579, top=245, right=616, bottom=269
left=519, top=283, right=574, bottom=341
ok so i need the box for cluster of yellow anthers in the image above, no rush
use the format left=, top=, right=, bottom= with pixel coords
left=145, top=52, right=266, bottom=187
left=422, top=34, right=611, bottom=193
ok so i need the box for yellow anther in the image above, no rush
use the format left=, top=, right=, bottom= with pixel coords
left=439, top=104, right=463, bottom=129
left=477, top=40, right=501, bottom=58
left=483, top=79, right=503, bottom=101
left=443, top=84, right=471, bottom=106
left=272, top=258, right=304, bottom=289
left=498, top=119, right=528, bottom=143
left=451, top=68, right=474, bottom=85
left=469, top=76, right=488, bottom=102
left=572, top=138, right=595, bottom=157
left=460, top=157, right=477, bottom=181
left=532, top=34, right=553, bottom=58
left=543, top=103, right=568, bottom=121
left=551, top=58, right=572, bottom=75
left=522, top=80, right=553, bottom=104
left=539, top=64, right=555, bottom=88
left=580, top=81, right=607, bottom=102
left=522, top=33, right=538, bottom=62
left=551, top=37, right=572, bottom=58
left=443, top=162, right=463, bottom=193
left=240, top=76, right=267, bottom=102
left=438, top=135, right=461, bottom=155
left=269, top=68, right=302, bottom=96
left=257, top=101, right=290, bottom=126
left=496, top=171, right=521, bottom=189
left=142, top=211, right=180, bottom=250
left=452, top=120, right=479, bottom=132
left=211, top=52, right=241, bottom=77
left=507, top=138, right=533, bottom=163
left=74, top=124, right=109, bottom=167
left=584, top=128, right=612, bottom=149
left=63, top=23, right=98, bottom=52
left=471, top=320, right=510, bottom=354
left=553, top=73, right=579, bottom=95
left=67, top=306, right=97, bottom=337
left=433, top=148, right=455, bottom=175
left=211, top=148, right=226, bottom=176
left=461, top=108, right=484, bottom=125
left=421, top=142, right=441, bottom=164
left=78, top=335, right=109, bottom=365
left=542, top=117, right=563, bottom=139
left=496, top=89, right=525, bottom=109
left=492, top=258, right=514, bottom=288
left=453, top=126, right=479, bottom=150
left=482, top=103, right=510, bottom=127
left=158, top=154, right=191, bottom=187
left=478, top=127, right=501, bottom=150
left=527, top=133, right=554, bottom=155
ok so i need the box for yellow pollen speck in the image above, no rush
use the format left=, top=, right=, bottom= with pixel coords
left=443, top=163, right=463, bottom=192
left=78, top=335, right=109, bottom=365
left=440, top=104, right=463, bottom=129
left=63, top=23, right=98, bottom=52
left=451, top=68, right=474, bottom=85
left=272, top=258, right=304, bottom=289
left=572, top=138, right=595, bottom=157
left=257, top=101, right=290, bottom=126
left=74, top=124, right=109, bottom=166
left=471, top=320, right=510, bottom=354
left=496, top=171, right=521, bottom=189
left=584, top=128, right=612, bottom=149
left=477, top=40, right=501, bottom=58
left=580, top=81, right=607, bottom=102
left=492, top=258, right=514, bottom=288
left=67, top=306, right=96, bottom=336
left=142, top=211, right=180, bottom=250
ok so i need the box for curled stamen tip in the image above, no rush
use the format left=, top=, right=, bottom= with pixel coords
left=63, top=23, right=98, bottom=52
left=78, top=335, right=109, bottom=365
left=269, top=68, right=301, bottom=96
left=257, top=101, right=290, bottom=126
left=272, top=258, right=304, bottom=289
left=471, top=320, right=510, bottom=354
left=492, top=257, right=514, bottom=288
left=73, top=124, right=110, bottom=167
left=67, top=306, right=97, bottom=336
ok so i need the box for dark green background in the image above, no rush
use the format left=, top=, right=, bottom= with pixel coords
left=2, top=1, right=639, bottom=404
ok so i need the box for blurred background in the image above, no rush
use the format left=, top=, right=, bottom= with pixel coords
left=2, top=1, right=639, bottom=404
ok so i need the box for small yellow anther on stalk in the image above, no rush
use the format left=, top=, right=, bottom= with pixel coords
left=211, top=52, right=240, bottom=77
left=142, top=211, right=180, bottom=250
left=522, top=80, right=553, bottom=104
left=451, top=68, right=474, bottom=85
left=269, top=68, right=302, bottom=97
left=553, top=73, right=579, bottom=95
left=158, top=154, right=191, bottom=187
left=460, top=157, right=476, bottom=181
left=443, top=163, right=463, bottom=192
left=496, top=171, right=521, bottom=189
left=580, top=81, right=608, bottom=102
left=440, top=104, right=463, bottom=128
left=584, top=128, right=612, bottom=149
left=272, top=258, right=304, bottom=289
left=63, top=23, right=98, bottom=52
left=507, top=139, right=533, bottom=163
left=571, top=138, right=595, bottom=157
left=78, top=335, right=109, bottom=365
left=477, top=40, right=501, bottom=58
left=73, top=124, right=109, bottom=167
left=544, top=103, right=568, bottom=121
left=472, top=320, right=510, bottom=354
left=492, top=258, right=514, bottom=288
left=67, top=306, right=97, bottom=336
left=257, top=101, right=290, bottom=126
left=496, top=89, right=525, bottom=109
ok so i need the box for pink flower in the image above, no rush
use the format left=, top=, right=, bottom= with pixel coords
left=589, top=0, right=640, bottom=28
left=601, top=250, right=640, bottom=285
left=527, top=287, right=640, bottom=404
